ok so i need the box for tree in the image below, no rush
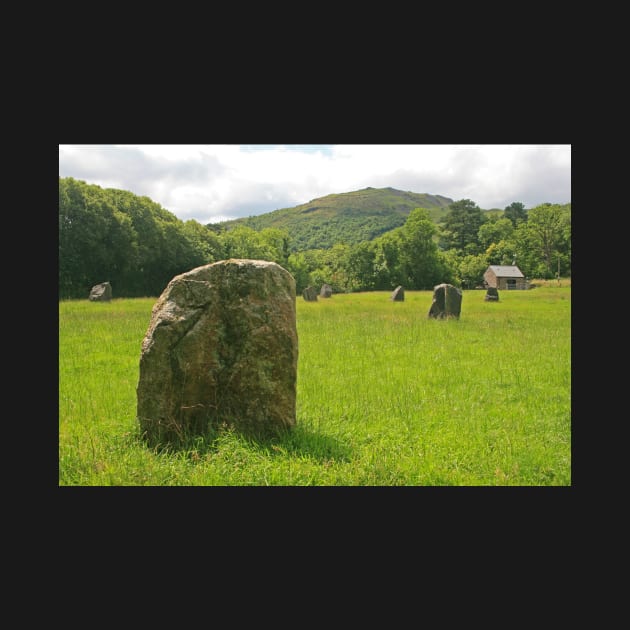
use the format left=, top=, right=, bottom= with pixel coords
left=478, top=217, right=514, bottom=250
left=504, top=202, right=527, bottom=226
left=301, top=244, right=352, bottom=293
left=372, top=230, right=405, bottom=289
left=59, top=177, right=220, bottom=298
left=59, top=178, right=137, bottom=298
left=345, top=241, right=377, bottom=291
left=522, top=203, right=571, bottom=277
left=459, top=253, right=490, bottom=289
left=439, top=199, right=486, bottom=254
left=222, top=226, right=272, bottom=260
left=182, top=219, right=225, bottom=265
left=438, top=249, right=463, bottom=287
left=286, top=252, right=312, bottom=293
left=108, top=188, right=176, bottom=295
left=399, top=208, right=443, bottom=289
left=259, top=228, right=291, bottom=266
left=485, top=241, right=517, bottom=267
left=491, top=202, right=571, bottom=279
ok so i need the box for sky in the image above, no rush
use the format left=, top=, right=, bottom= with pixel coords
left=58, top=144, right=571, bottom=225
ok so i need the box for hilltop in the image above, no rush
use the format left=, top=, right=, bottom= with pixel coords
left=211, top=187, right=454, bottom=251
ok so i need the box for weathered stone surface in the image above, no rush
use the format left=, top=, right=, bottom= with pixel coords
left=391, top=286, right=404, bottom=301
left=428, top=283, right=462, bottom=319
left=484, top=287, right=499, bottom=302
left=320, top=283, right=332, bottom=298
left=89, top=282, right=112, bottom=302
left=303, top=286, right=318, bottom=301
left=136, top=259, right=298, bottom=444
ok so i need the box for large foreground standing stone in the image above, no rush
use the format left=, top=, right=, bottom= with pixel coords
left=428, top=283, right=462, bottom=319
left=137, top=259, right=298, bottom=444
left=89, top=281, right=112, bottom=302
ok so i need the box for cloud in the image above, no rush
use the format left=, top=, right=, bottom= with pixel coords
left=59, top=144, right=571, bottom=224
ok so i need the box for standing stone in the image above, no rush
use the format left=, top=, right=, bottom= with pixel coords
left=428, top=283, right=462, bottom=319
left=391, top=285, right=404, bottom=301
left=320, top=283, right=333, bottom=298
left=89, top=282, right=112, bottom=302
left=484, top=287, right=499, bottom=302
left=303, top=286, right=318, bottom=302
left=136, top=259, right=298, bottom=445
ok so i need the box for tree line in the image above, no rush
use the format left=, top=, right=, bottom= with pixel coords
left=59, top=177, right=571, bottom=299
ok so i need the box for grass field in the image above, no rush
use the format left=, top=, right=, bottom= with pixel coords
left=59, top=284, right=571, bottom=486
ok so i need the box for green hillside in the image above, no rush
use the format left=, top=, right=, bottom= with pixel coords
left=212, top=187, right=454, bottom=251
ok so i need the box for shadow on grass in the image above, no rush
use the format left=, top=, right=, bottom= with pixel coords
left=264, top=424, right=352, bottom=463
left=135, top=422, right=352, bottom=464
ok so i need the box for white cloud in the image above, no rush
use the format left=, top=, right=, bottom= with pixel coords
left=59, top=144, right=571, bottom=224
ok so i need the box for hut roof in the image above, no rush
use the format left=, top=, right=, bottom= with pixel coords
left=487, top=265, right=524, bottom=278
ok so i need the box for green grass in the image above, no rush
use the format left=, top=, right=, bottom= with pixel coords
left=59, top=286, right=571, bottom=486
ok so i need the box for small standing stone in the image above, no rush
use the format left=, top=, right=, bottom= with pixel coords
left=484, top=287, right=499, bottom=302
left=302, top=286, right=318, bottom=301
left=428, top=283, right=462, bottom=319
left=89, top=282, right=112, bottom=302
left=391, top=286, right=404, bottom=301
left=320, top=283, right=333, bottom=298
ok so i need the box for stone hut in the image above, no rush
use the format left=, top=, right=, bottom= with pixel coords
left=483, top=265, right=528, bottom=290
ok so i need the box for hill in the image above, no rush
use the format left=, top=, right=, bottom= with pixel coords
left=212, top=187, right=454, bottom=251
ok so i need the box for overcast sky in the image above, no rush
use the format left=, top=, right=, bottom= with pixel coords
left=59, top=144, right=571, bottom=224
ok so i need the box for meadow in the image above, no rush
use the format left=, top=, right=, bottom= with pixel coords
left=59, top=284, right=571, bottom=486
